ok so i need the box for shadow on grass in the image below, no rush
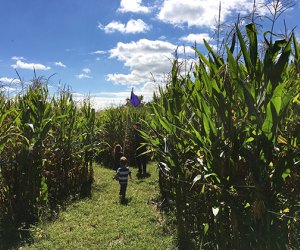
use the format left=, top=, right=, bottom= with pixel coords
left=120, top=197, right=132, bottom=205
left=1, top=189, right=95, bottom=250
left=136, top=172, right=151, bottom=179
left=0, top=225, right=32, bottom=250
left=92, top=181, right=109, bottom=193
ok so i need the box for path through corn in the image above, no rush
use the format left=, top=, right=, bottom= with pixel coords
left=22, top=163, right=175, bottom=250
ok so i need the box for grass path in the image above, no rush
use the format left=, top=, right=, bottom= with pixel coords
left=22, top=163, right=176, bottom=250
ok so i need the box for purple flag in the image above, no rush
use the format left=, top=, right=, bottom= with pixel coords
left=130, top=89, right=140, bottom=107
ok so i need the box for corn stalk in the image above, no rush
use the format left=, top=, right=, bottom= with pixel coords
left=144, top=23, right=300, bottom=249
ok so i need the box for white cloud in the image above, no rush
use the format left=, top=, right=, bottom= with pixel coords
left=73, top=91, right=131, bottom=110
left=75, top=68, right=92, bottom=79
left=139, top=81, right=158, bottom=101
left=11, top=56, right=25, bottom=61
left=11, top=59, right=51, bottom=70
left=83, top=84, right=158, bottom=110
left=180, top=33, right=212, bottom=44
left=90, top=50, right=106, bottom=55
left=257, top=1, right=294, bottom=18
left=0, top=86, right=17, bottom=92
left=82, top=68, right=91, bottom=74
left=79, top=88, right=157, bottom=109
left=106, top=72, right=143, bottom=85
left=0, top=77, right=21, bottom=84
left=91, top=97, right=124, bottom=109
left=75, top=74, right=92, bottom=79
left=72, top=85, right=161, bottom=110
left=106, top=39, right=194, bottom=86
left=158, top=35, right=167, bottom=40
left=54, top=61, right=66, bottom=68
left=157, top=0, right=255, bottom=28
left=99, top=19, right=150, bottom=34
left=118, top=0, right=150, bottom=13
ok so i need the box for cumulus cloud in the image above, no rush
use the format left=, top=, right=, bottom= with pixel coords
left=106, top=39, right=194, bottom=86
left=76, top=68, right=92, bottom=79
left=118, top=0, right=150, bottom=13
left=0, top=86, right=17, bottom=92
left=0, top=77, right=21, bottom=95
left=77, top=87, right=158, bottom=110
left=82, top=68, right=91, bottom=74
left=180, top=33, right=212, bottom=44
left=0, top=77, right=21, bottom=84
left=54, top=61, right=66, bottom=68
left=90, top=97, right=125, bottom=109
left=11, top=59, right=50, bottom=70
left=99, top=19, right=150, bottom=34
left=72, top=91, right=132, bottom=110
left=157, top=0, right=255, bottom=28
left=139, top=81, right=159, bottom=101
left=76, top=74, right=92, bottom=79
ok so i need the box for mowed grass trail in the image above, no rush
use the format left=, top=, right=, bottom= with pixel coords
left=22, top=163, right=176, bottom=250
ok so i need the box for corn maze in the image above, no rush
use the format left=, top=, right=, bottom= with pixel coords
left=1, top=22, right=299, bottom=249
left=0, top=80, right=95, bottom=245
left=143, top=23, right=300, bottom=249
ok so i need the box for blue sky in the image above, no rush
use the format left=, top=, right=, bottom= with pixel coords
left=1, top=0, right=299, bottom=109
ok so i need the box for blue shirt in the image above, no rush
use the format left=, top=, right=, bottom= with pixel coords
left=117, top=167, right=131, bottom=184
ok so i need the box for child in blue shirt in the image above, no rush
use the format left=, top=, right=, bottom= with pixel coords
left=114, top=156, right=132, bottom=203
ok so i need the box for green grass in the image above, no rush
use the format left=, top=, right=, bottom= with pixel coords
left=22, top=163, right=176, bottom=250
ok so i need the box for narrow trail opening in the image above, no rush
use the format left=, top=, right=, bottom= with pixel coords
left=22, top=163, right=176, bottom=250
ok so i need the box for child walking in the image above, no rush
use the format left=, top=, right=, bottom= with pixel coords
left=114, top=156, right=131, bottom=203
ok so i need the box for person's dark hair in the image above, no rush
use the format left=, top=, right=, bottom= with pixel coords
left=114, top=144, right=122, bottom=153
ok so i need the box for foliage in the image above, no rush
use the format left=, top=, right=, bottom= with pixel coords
left=95, top=102, right=150, bottom=167
left=0, top=79, right=96, bottom=248
left=1, top=20, right=299, bottom=250
left=20, top=163, right=175, bottom=250
left=143, top=23, right=300, bottom=249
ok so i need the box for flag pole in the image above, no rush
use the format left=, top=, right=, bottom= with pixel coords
left=123, top=92, right=131, bottom=155
left=123, top=105, right=130, bottom=156
left=124, top=88, right=139, bottom=155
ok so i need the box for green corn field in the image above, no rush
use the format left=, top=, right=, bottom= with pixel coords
left=94, top=100, right=149, bottom=167
left=0, top=79, right=96, bottom=246
left=142, top=23, right=300, bottom=249
left=1, top=22, right=299, bottom=250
